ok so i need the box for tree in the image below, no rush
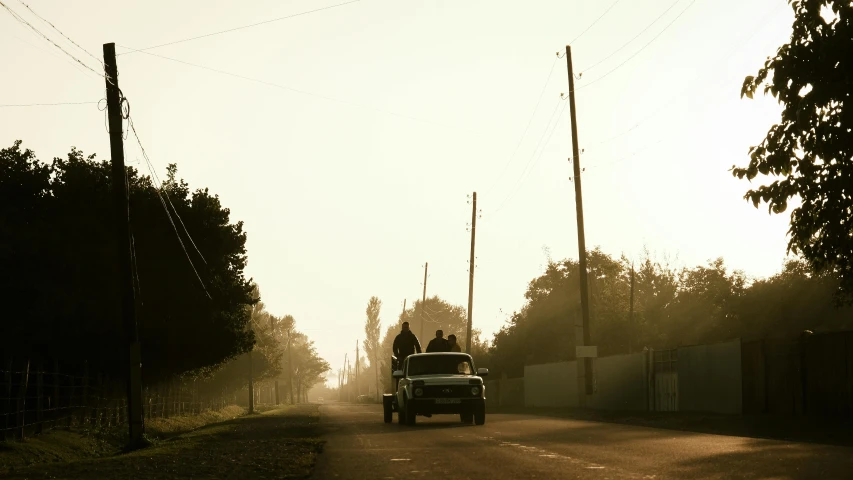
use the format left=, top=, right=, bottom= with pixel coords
left=0, top=141, right=255, bottom=383
left=363, top=296, right=382, bottom=401
left=735, top=0, right=853, bottom=301
left=404, top=296, right=468, bottom=347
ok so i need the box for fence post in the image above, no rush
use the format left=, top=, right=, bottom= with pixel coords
left=36, top=364, right=44, bottom=435
left=4, top=358, right=12, bottom=441
left=66, top=368, right=74, bottom=429
left=17, top=360, right=30, bottom=441
left=80, top=361, right=89, bottom=426
left=51, top=360, right=62, bottom=428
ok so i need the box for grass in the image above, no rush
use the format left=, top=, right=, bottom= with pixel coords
left=0, top=404, right=325, bottom=479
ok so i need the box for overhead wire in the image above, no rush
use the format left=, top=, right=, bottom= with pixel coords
left=483, top=0, right=622, bottom=196
left=0, top=0, right=103, bottom=79
left=118, top=0, right=362, bottom=55
left=0, top=101, right=98, bottom=107
left=483, top=53, right=563, bottom=197
left=568, top=0, right=625, bottom=45
left=491, top=99, right=569, bottom=217
left=581, top=0, right=683, bottom=72
left=584, top=0, right=786, bottom=150
left=575, top=0, right=699, bottom=91
left=15, top=0, right=103, bottom=66
left=126, top=109, right=212, bottom=299
left=120, top=47, right=488, bottom=137
left=129, top=118, right=208, bottom=266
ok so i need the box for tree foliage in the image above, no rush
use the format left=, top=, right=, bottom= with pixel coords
left=486, top=248, right=848, bottom=378
left=363, top=296, right=382, bottom=399
left=1, top=141, right=253, bottom=383
left=735, top=0, right=853, bottom=300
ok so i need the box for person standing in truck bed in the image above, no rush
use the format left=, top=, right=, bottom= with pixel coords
left=393, top=321, right=422, bottom=365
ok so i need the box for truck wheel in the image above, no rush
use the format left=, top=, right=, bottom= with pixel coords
left=383, top=397, right=393, bottom=423
left=474, top=405, right=486, bottom=426
left=397, top=405, right=406, bottom=425
left=460, top=412, right=474, bottom=424
left=405, top=401, right=417, bottom=426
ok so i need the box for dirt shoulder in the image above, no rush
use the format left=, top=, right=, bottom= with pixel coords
left=490, top=405, right=853, bottom=447
left=1, top=404, right=323, bottom=479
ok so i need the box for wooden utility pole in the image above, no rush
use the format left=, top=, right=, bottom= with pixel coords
left=248, top=304, right=256, bottom=414
left=271, top=316, right=280, bottom=405
left=288, top=328, right=294, bottom=404
left=103, top=42, right=144, bottom=447
left=420, top=263, right=428, bottom=341
left=629, top=263, right=635, bottom=353
left=355, top=340, right=360, bottom=398
left=466, top=192, right=477, bottom=354
left=566, top=45, right=594, bottom=400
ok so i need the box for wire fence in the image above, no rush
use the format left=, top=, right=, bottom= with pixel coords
left=0, top=359, right=237, bottom=442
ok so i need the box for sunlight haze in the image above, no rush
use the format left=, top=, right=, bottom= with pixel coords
left=1, top=0, right=796, bottom=383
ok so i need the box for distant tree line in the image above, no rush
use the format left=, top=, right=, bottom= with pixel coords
left=488, top=248, right=853, bottom=377
left=0, top=140, right=328, bottom=395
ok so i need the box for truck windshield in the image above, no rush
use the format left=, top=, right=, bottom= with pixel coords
left=407, top=355, right=474, bottom=376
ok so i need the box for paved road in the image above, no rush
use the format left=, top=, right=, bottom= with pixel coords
left=313, top=403, right=853, bottom=480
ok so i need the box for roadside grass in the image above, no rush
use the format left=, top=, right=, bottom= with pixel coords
left=0, top=405, right=247, bottom=475
left=1, top=404, right=323, bottom=479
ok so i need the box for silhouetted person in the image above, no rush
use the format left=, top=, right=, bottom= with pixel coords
left=426, top=329, right=450, bottom=353
left=447, top=334, right=462, bottom=352
left=393, top=321, right=421, bottom=367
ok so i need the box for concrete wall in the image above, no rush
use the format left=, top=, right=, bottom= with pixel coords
left=484, top=377, right=525, bottom=407
left=587, top=352, right=648, bottom=411
left=524, top=354, right=648, bottom=410
left=677, top=339, right=743, bottom=414
left=524, top=361, right=577, bottom=407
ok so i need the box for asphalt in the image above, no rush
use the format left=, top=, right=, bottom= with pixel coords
left=312, top=403, right=853, bottom=480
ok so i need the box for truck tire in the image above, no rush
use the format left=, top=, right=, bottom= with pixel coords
left=405, top=401, right=417, bottom=426
left=474, top=404, right=486, bottom=426
left=460, top=412, right=474, bottom=424
left=383, top=397, right=393, bottom=423
left=398, top=404, right=406, bottom=425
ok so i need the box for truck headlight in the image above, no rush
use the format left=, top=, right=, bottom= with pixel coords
left=414, top=388, right=423, bottom=397
left=471, top=387, right=480, bottom=396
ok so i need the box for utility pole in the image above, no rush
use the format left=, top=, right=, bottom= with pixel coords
left=336, top=353, right=342, bottom=403
left=420, top=263, right=428, bottom=341
left=248, top=303, right=256, bottom=414
left=566, top=45, right=594, bottom=402
left=466, top=192, right=477, bottom=354
left=288, top=327, right=294, bottom=404
left=103, top=42, right=144, bottom=448
left=355, top=340, right=360, bottom=398
left=271, top=316, right=280, bottom=405
left=629, top=263, right=635, bottom=354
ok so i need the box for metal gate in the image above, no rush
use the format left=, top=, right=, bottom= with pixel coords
left=651, top=348, right=679, bottom=411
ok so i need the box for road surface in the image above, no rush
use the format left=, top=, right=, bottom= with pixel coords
left=313, top=403, right=853, bottom=480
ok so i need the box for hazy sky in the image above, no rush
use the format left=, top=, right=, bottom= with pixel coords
left=2, top=0, right=796, bottom=383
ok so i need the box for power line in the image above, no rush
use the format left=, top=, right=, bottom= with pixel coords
left=576, top=0, right=699, bottom=91
left=583, top=0, right=784, bottom=150
left=118, top=0, right=362, bottom=55
left=0, top=0, right=103, bottom=78
left=127, top=114, right=211, bottom=299
left=491, top=96, right=567, bottom=215
left=15, top=0, right=103, bottom=66
left=581, top=0, right=683, bottom=72
left=120, top=48, right=486, bottom=136
left=568, top=0, right=625, bottom=45
left=0, top=101, right=98, bottom=107
left=130, top=119, right=208, bottom=267
left=483, top=53, right=562, bottom=196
